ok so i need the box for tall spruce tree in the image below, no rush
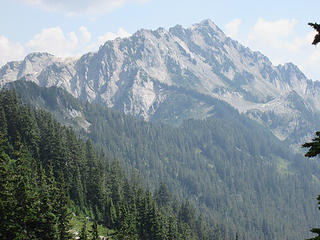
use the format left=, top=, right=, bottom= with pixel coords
left=79, top=220, right=88, bottom=240
left=34, top=166, right=58, bottom=240
left=0, top=133, right=16, bottom=239
left=303, top=132, right=320, bottom=240
left=90, top=220, right=99, bottom=240
left=56, top=174, right=73, bottom=240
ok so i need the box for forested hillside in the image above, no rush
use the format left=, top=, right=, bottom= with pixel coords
left=5, top=81, right=320, bottom=240
left=0, top=90, right=221, bottom=240
left=82, top=93, right=320, bottom=240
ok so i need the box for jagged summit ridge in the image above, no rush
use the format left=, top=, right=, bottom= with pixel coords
left=0, top=19, right=319, bottom=147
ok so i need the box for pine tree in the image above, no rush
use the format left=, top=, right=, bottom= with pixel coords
left=65, top=128, right=85, bottom=208
left=79, top=220, right=88, bottom=240
left=34, top=165, right=58, bottom=240
left=91, top=220, right=99, bottom=240
left=303, top=133, right=320, bottom=240
left=85, top=139, right=104, bottom=211
left=11, top=138, right=39, bottom=239
left=302, top=131, right=320, bottom=157
left=168, top=216, right=181, bottom=240
left=0, top=106, right=8, bottom=140
left=178, top=200, right=195, bottom=229
left=56, top=174, right=73, bottom=240
left=104, top=198, right=117, bottom=229
left=155, top=182, right=171, bottom=208
left=0, top=133, right=17, bottom=239
left=115, top=204, right=139, bottom=240
left=307, top=196, right=320, bottom=240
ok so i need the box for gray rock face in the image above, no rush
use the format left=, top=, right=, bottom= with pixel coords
left=1, top=19, right=319, bottom=147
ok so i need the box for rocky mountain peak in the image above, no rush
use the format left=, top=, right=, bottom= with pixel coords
left=197, top=19, right=224, bottom=32
left=0, top=19, right=320, bottom=147
left=190, top=19, right=226, bottom=40
left=24, top=52, right=54, bottom=61
left=277, top=62, right=307, bottom=79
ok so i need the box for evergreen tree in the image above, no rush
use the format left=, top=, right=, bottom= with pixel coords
left=168, top=216, right=181, bottom=240
left=308, top=23, right=320, bottom=45
left=115, top=204, right=139, bottom=240
left=155, top=182, right=171, bottom=208
left=11, top=138, right=39, bottom=239
left=0, top=133, right=16, bottom=239
left=90, top=220, right=99, bottom=240
left=306, top=197, right=320, bottom=239
left=303, top=131, right=320, bottom=157
left=56, top=174, right=73, bottom=240
left=104, top=197, right=117, bottom=229
left=303, top=132, right=320, bottom=240
left=178, top=201, right=195, bottom=229
left=0, top=106, right=8, bottom=139
left=34, top=166, right=58, bottom=240
left=79, top=220, right=88, bottom=240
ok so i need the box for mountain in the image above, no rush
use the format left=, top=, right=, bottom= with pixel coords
left=5, top=80, right=320, bottom=240
left=1, top=19, right=320, bottom=148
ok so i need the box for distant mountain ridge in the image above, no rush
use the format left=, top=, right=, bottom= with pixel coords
left=1, top=19, right=320, bottom=148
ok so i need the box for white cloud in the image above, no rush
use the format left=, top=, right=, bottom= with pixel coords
left=300, top=40, right=320, bottom=80
left=243, top=18, right=320, bottom=80
left=97, top=28, right=131, bottom=44
left=0, top=36, right=25, bottom=66
left=79, top=26, right=92, bottom=43
left=0, top=26, right=131, bottom=67
left=247, top=18, right=298, bottom=49
left=26, top=27, right=79, bottom=57
left=84, top=28, right=131, bottom=52
left=225, top=18, right=242, bottom=38
left=25, top=26, right=131, bottom=57
left=19, top=0, right=150, bottom=15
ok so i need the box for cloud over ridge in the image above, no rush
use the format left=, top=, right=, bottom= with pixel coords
left=0, top=26, right=131, bottom=66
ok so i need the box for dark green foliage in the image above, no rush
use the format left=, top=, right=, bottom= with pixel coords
left=90, top=221, right=99, bottom=240
left=307, top=196, right=320, bottom=240
left=308, top=23, right=320, bottom=45
left=56, top=175, right=73, bottom=240
left=303, top=133, right=320, bottom=240
left=7, top=81, right=320, bottom=239
left=0, top=90, right=220, bottom=240
left=302, top=131, right=320, bottom=157
left=80, top=97, right=320, bottom=239
left=34, top=166, right=58, bottom=239
left=155, top=182, right=171, bottom=207
left=305, top=195, right=320, bottom=240
left=79, top=220, right=88, bottom=240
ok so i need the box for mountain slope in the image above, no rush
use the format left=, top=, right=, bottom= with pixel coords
left=0, top=89, right=219, bottom=240
left=7, top=80, right=320, bottom=240
left=1, top=19, right=320, bottom=147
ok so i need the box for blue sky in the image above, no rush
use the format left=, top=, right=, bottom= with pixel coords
left=1, top=0, right=320, bottom=80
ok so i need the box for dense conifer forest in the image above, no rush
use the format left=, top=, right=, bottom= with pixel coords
left=3, top=81, right=320, bottom=239
left=0, top=90, right=223, bottom=240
